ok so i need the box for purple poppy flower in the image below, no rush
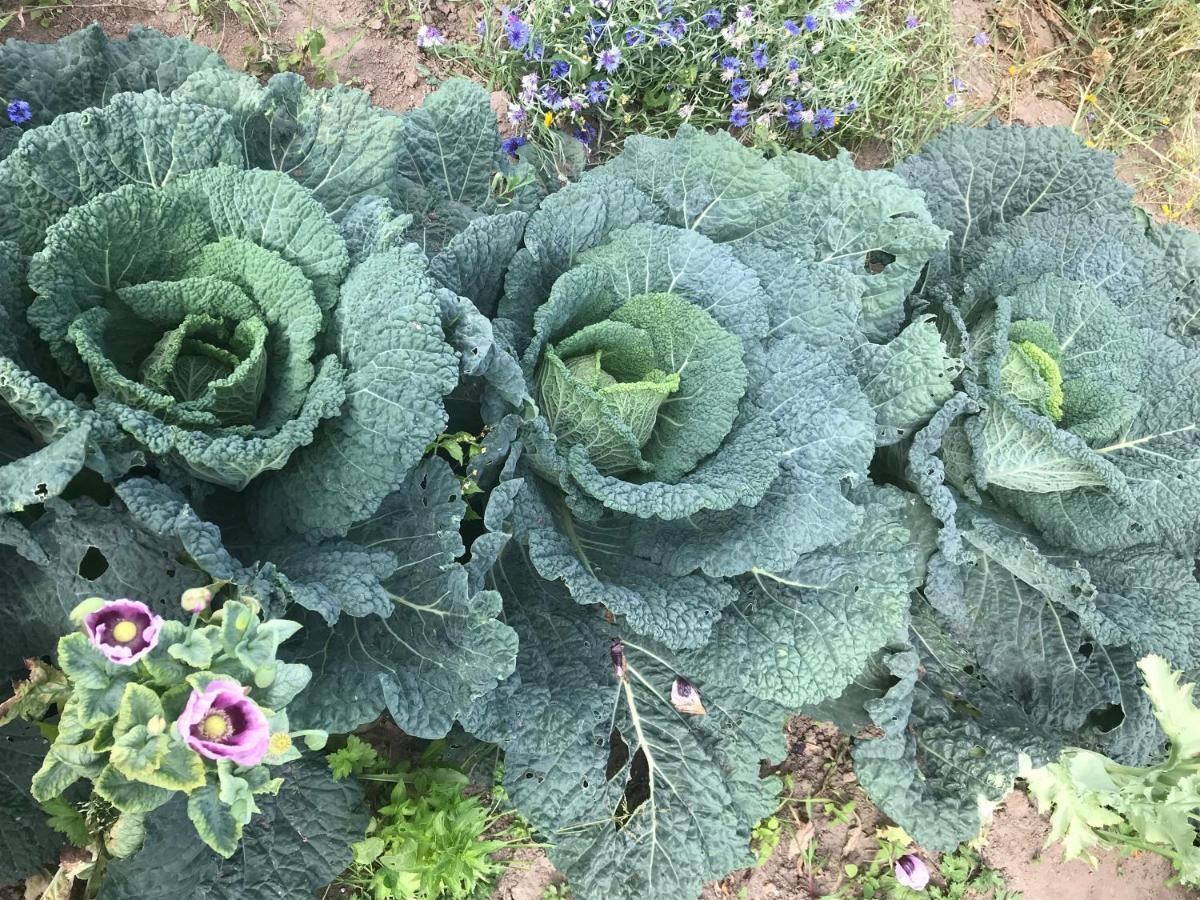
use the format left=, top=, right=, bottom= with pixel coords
left=501, top=135, right=528, bottom=158
left=505, top=17, right=531, bottom=49
left=84, top=599, right=163, bottom=665
left=813, top=107, right=835, bottom=131
left=550, top=59, right=570, bottom=79
left=177, top=678, right=271, bottom=767
left=895, top=854, right=930, bottom=890
left=972, top=30, right=989, bottom=46
left=701, top=8, right=722, bottom=28
left=730, top=77, right=750, bottom=101
left=597, top=46, right=622, bottom=73
left=751, top=42, right=768, bottom=68
left=586, top=79, right=610, bottom=103
left=784, top=19, right=801, bottom=36
left=803, top=13, right=818, bottom=31
left=905, top=14, right=920, bottom=28
left=625, top=26, right=645, bottom=45
left=7, top=99, right=32, bottom=125
left=730, top=104, right=750, bottom=127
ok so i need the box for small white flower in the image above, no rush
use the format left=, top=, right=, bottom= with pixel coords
left=810, top=40, right=824, bottom=55
left=720, top=68, right=736, bottom=82
left=786, top=72, right=800, bottom=87
left=755, top=112, right=772, bottom=127
left=755, top=79, right=772, bottom=96
left=678, top=103, right=695, bottom=120
left=729, top=32, right=748, bottom=49
left=801, top=108, right=814, bottom=122
left=737, top=5, right=754, bottom=24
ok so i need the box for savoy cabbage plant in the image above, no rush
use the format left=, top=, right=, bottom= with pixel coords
left=817, top=124, right=1200, bottom=854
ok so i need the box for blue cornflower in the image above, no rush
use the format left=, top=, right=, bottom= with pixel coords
left=525, top=39, right=546, bottom=60
left=813, top=107, right=835, bottom=131
left=587, top=18, right=607, bottom=43
left=586, top=79, right=610, bottom=104
left=720, top=55, right=741, bottom=72
left=787, top=57, right=800, bottom=71
left=669, top=16, right=687, bottom=39
left=701, top=8, right=722, bottom=28
left=625, top=26, right=645, bottom=45
left=972, top=30, right=989, bottom=46
left=573, top=122, right=598, bottom=144
left=803, top=13, right=818, bottom=31
left=730, top=105, right=750, bottom=128
left=844, top=100, right=859, bottom=113
left=541, top=84, right=564, bottom=108
left=783, top=19, right=800, bottom=36
left=550, top=59, right=570, bottom=78
left=905, top=14, right=920, bottom=28
left=944, top=93, right=959, bottom=108
left=505, top=17, right=531, bottom=49
left=784, top=98, right=805, bottom=129
left=6, top=99, right=32, bottom=125
left=501, top=135, right=528, bottom=158
left=597, top=46, right=622, bottom=73
left=475, top=18, right=487, bottom=37
left=751, top=42, right=768, bottom=69
left=730, top=77, right=750, bottom=101
left=830, top=0, right=858, bottom=19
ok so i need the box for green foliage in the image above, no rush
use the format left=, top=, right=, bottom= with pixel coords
left=330, top=739, right=529, bottom=899
left=1024, top=656, right=1200, bottom=886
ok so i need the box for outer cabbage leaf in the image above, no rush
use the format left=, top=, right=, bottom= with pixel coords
left=281, top=458, right=518, bottom=735
left=97, top=755, right=367, bottom=900
left=0, top=719, right=62, bottom=882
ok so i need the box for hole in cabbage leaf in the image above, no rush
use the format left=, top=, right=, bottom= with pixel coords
left=1086, top=703, right=1125, bottom=733
left=33, top=482, right=48, bottom=499
left=78, top=546, right=109, bottom=581
left=1078, top=642, right=1094, bottom=659
left=606, top=727, right=629, bottom=778
left=865, top=250, right=896, bottom=274
left=614, top=747, right=650, bottom=831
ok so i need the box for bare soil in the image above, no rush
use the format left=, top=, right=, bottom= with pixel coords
left=2, top=3, right=1198, bottom=899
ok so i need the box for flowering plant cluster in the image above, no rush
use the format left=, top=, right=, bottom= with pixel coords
left=460, top=0, right=936, bottom=155
left=24, top=591, right=325, bottom=859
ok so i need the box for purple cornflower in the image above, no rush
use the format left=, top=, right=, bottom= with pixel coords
left=415, top=24, right=445, bottom=48
left=625, top=26, right=645, bottom=45
left=730, top=104, right=750, bottom=127
left=950, top=75, right=967, bottom=90
left=541, top=84, right=564, bottom=108
left=505, top=17, right=531, bottom=49
left=572, top=122, right=598, bottom=144
left=844, top=100, right=859, bottom=113
left=895, top=854, right=931, bottom=891
left=972, top=30, right=989, bottom=46
left=550, top=59, right=570, bottom=79
left=701, top=8, right=722, bottom=28
left=475, top=18, right=487, bottom=37
left=737, top=5, right=754, bottom=24
left=501, top=135, right=528, bottom=158
left=669, top=16, right=687, bottom=39
left=905, top=14, right=920, bottom=28
left=598, top=46, right=622, bottom=73
left=751, top=42, right=768, bottom=68
left=83, top=599, right=163, bottom=665
left=784, top=19, right=801, bottom=36
left=586, top=79, right=610, bottom=103
left=813, top=107, right=835, bottom=131
left=654, top=22, right=673, bottom=45
left=730, top=77, right=750, bottom=101
left=944, top=93, right=959, bottom=108
left=507, top=104, right=527, bottom=125
left=6, top=99, right=31, bottom=125
left=803, top=13, right=818, bottom=31
left=177, top=679, right=271, bottom=767
left=830, top=0, right=858, bottom=20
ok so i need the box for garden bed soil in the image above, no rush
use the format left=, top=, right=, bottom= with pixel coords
left=3, top=3, right=1198, bottom=899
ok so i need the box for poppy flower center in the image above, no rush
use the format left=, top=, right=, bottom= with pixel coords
left=200, top=711, right=232, bottom=740
left=111, top=619, right=139, bottom=643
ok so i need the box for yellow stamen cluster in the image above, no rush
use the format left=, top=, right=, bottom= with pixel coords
left=201, top=712, right=230, bottom=740
left=269, top=732, right=293, bottom=755
left=111, top=619, right=138, bottom=643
